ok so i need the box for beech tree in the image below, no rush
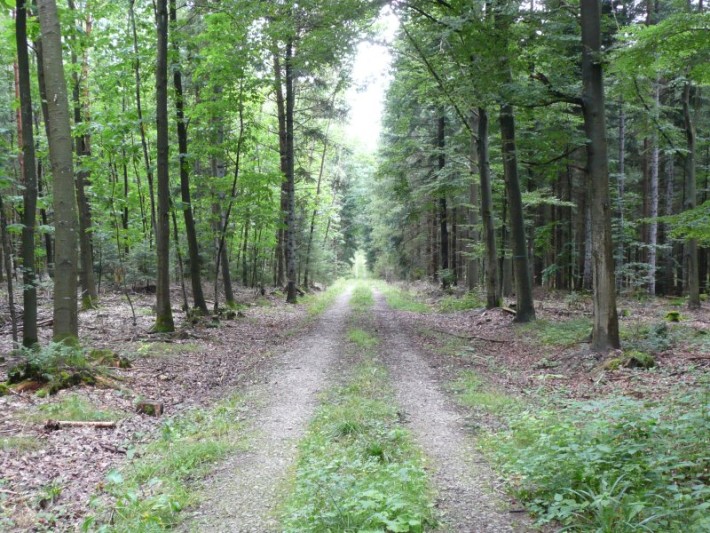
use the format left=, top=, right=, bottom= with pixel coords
left=37, top=0, right=79, bottom=342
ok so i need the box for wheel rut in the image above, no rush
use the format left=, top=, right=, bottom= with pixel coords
left=373, top=290, right=532, bottom=533
left=183, top=290, right=352, bottom=532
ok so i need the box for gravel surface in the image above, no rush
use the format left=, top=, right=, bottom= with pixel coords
left=373, top=291, right=532, bottom=533
left=182, top=289, right=352, bottom=532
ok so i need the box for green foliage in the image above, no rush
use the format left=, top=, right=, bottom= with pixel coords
left=0, top=436, right=42, bottom=453
left=660, top=201, right=710, bottom=246
left=439, top=292, right=484, bottom=313
left=452, top=371, right=520, bottom=415
left=350, top=282, right=374, bottom=312
left=482, top=392, right=710, bottom=531
left=347, top=328, right=379, bottom=349
left=7, top=343, right=99, bottom=395
left=379, top=284, right=429, bottom=313
left=522, top=319, right=592, bottom=346
left=303, top=279, right=348, bottom=316
left=621, top=322, right=675, bottom=355
left=28, top=394, right=119, bottom=423
left=281, top=324, right=435, bottom=532
left=85, top=395, right=246, bottom=531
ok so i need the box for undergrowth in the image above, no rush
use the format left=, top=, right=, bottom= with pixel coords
left=281, top=296, right=435, bottom=532
left=439, top=292, right=484, bottom=313
left=481, top=389, right=710, bottom=532
left=84, top=395, right=246, bottom=532
left=376, top=283, right=429, bottom=313
left=27, top=394, right=120, bottom=423
left=452, top=371, right=520, bottom=415
left=521, top=318, right=592, bottom=346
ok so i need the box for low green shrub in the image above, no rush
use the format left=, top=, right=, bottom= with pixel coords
left=522, top=319, right=592, bottom=346
left=439, top=292, right=484, bottom=313
left=482, top=392, right=710, bottom=531
left=378, top=284, right=429, bottom=313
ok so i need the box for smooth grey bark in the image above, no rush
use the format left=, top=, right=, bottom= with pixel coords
left=154, top=0, right=174, bottom=332
left=38, top=0, right=79, bottom=342
left=682, top=82, right=700, bottom=309
left=16, top=0, right=38, bottom=346
left=170, top=0, right=207, bottom=314
left=580, top=0, right=620, bottom=350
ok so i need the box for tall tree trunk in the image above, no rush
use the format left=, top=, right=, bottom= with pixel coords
left=170, top=0, right=207, bottom=314
left=616, top=101, right=625, bottom=290
left=581, top=0, right=620, bottom=350
left=129, top=0, right=156, bottom=240
left=37, top=0, right=79, bottom=342
left=153, top=0, right=174, bottom=332
left=284, top=39, right=297, bottom=303
left=467, top=111, right=480, bottom=291
left=647, top=84, right=660, bottom=295
left=478, top=108, right=500, bottom=308
left=304, top=132, right=328, bottom=289
left=68, top=0, right=97, bottom=309
left=681, top=82, right=700, bottom=309
left=16, top=0, right=38, bottom=346
left=437, top=112, right=449, bottom=289
left=499, top=104, right=535, bottom=321
left=272, top=53, right=287, bottom=288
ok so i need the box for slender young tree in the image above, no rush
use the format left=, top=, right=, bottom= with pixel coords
left=580, top=0, right=620, bottom=350
left=16, top=0, right=38, bottom=346
left=37, top=0, right=79, bottom=342
left=154, top=0, right=174, bottom=332
left=170, top=0, right=207, bottom=314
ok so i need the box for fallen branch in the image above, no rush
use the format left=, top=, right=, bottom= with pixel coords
left=99, top=442, right=127, bottom=454
left=44, top=420, right=116, bottom=431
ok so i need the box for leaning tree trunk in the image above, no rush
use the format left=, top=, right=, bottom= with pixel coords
left=16, top=0, right=38, bottom=346
left=478, top=108, right=501, bottom=308
left=580, top=0, right=620, bottom=351
left=153, top=0, right=174, bottom=332
left=170, top=0, right=207, bottom=314
left=37, top=0, right=79, bottom=342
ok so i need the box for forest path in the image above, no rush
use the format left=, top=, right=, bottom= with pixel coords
left=372, top=290, right=531, bottom=532
left=183, top=289, right=353, bottom=532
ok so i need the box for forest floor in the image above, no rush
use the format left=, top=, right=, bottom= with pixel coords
left=0, top=280, right=707, bottom=531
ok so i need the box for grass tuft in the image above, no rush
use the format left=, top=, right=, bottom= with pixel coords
left=375, top=283, right=429, bottom=313
left=84, top=394, right=246, bottom=531
left=303, top=279, right=348, bottom=317
left=26, top=394, right=120, bottom=423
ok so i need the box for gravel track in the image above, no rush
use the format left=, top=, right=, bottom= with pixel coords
left=373, top=291, right=532, bottom=533
left=183, top=290, right=352, bottom=532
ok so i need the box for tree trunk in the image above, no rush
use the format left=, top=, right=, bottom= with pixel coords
left=616, top=101, right=625, bottom=290
left=38, top=0, right=79, bottom=342
left=272, top=53, right=287, bottom=288
left=170, top=0, right=207, bottom=314
left=437, top=112, right=449, bottom=289
left=68, top=0, right=97, bottom=309
left=647, top=83, right=660, bottom=295
left=153, top=0, right=174, bottom=332
left=478, top=108, right=500, bottom=308
left=499, top=103, right=535, bottom=322
left=0, top=193, right=17, bottom=344
left=129, top=0, right=157, bottom=241
left=682, top=83, right=700, bottom=309
left=580, top=0, right=620, bottom=350
left=284, top=39, right=298, bottom=304
left=16, top=0, right=38, bottom=346
left=304, top=133, right=328, bottom=289
left=467, top=111, right=480, bottom=291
